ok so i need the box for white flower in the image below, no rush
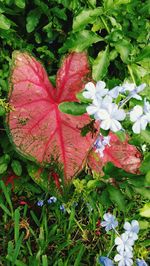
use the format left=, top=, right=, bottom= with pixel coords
left=94, top=135, right=111, bottom=157
left=124, top=220, right=139, bottom=241
left=101, top=213, right=118, bottom=232
left=114, top=251, right=133, bottom=266
left=86, top=97, right=102, bottom=117
left=122, top=83, right=146, bottom=100
left=96, top=96, right=126, bottom=132
left=108, top=86, right=124, bottom=98
left=115, top=233, right=134, bottom=254
left=83, top=81, right=108, bottom=100
left=130, top=105, right=149, bottom=134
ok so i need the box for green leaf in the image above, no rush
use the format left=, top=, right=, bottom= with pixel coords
left=141, top=130, right=150, bottom=144
left=59, top=30, right=103, bottom=53
left=51, top=7, right=67, bottom=21
left=140, top=203, right=150, bottom=218
left=73, top=8, right=103, bottom=32
left=0, top=106, right=5, bottom=116
left=140, top=154, right=150, bottom=174
left=59, top=102, right=88, bottom=116
left=92, top=46, right=109, bottom=81
left=26, top=8, right=41, bottom=33
left=15, top=0, right=25, bottom=9
left=107, top=184, right=126, bottom=212
left=11, top=160, right=22, bottom=176
left=135, top=46, right=150, bottom=62
left=115, top=40, right=132, bottom=63
left=0, top=163, right=7, bottom=174
left=0, top=14, right=11, bottom=30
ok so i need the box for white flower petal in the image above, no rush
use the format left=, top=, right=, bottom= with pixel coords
left=100, top=119, right=111, bottom=130
left=114, top=254, right=122, bottom=262
left=85, top=82, right=95, bottom=91
left=132, top=120, right=141, bottom=134
left=110, top=119, right=122, bottom=132
left=112, top=108, right=126, bottom=121
left=130, top=106, right=143, bottom=122
left=96, top=81, right=106, bottom=90
left=123, top=83, right=135, bottom=92
left=124, top=222, right=131, bottom=231
left=97, top=109, right=109, bottom=120
left=86, top=105, right=98, bottom=115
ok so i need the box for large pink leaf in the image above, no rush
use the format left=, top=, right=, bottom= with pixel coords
left=88, top=132, right=142, bottom=175
left=7, top=51, right=96, bottom=181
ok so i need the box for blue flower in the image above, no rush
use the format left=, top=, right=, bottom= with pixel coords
left=101, top=213, right=118, bottom=232
left=60, top=204, right=65, bottom=213
left=37, top=200, right=44, bottom=207
left=136, top=259, right=148, bottom=266
left=47, top=196, right=57, bottom=204
left=99, top=256, right=114, bottom=266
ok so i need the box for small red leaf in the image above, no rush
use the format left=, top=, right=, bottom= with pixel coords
left=88, top=132, right=142, bottom=174
left=7, top=51, right=96, bottom=181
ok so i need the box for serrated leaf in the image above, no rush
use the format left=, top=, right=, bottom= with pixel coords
left=0, top=14, right=11, bottom=30
left=92, top=46, right=109, bottom=81
left=73, top=8, right=103, bottom=32
left=26, top=8, right=41, bottom=33
left=59, top=30, right=103, bottom=54
left=7, top=51, right=97, bottom=181
left=11, top=160, right=22, bottom=176
left=59, top=102, right=87, bottom=116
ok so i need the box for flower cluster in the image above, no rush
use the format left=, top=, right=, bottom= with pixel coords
left=37, top=196, right=57, bottom=207
left=99, top=213, right=148, bottom=266
left=94, top=134, right=111, bottom=157
left=83, top=81, right=150, bottom=134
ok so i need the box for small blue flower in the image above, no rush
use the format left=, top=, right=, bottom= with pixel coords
left=60, top=204, right=65, bottom=213
left=47, top=196, right=57, bottom=204
left=101, top=213, right=118, bottom=232
left=99, top=256, right=114, bottom=266
left=136, top=259, right=148, bottom=266
left=37, top=200, right=44, bottom=207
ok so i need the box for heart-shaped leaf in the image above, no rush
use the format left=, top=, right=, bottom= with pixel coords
left=7, top=51, right=97, bottom=181
left=88, top=132, right=142, bottom=175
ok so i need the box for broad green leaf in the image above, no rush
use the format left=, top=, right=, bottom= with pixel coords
left=135, top=46, right=150, bottom=62
left=0, top=163, right=7, bottom=174
left=0, top=106, right=5, bottom=116
left=26, top=8, right=41, bottom=33
left=135, top=187, right=150, bottom=199
left=0, top=14, right=11, bottom=30
left=141, top=130, right=150, bottom=144
left=11, top=160, right=22, bottom=176
left=140, top=203, right=150, bottom=218
left=59, top=102, right=88, bottom=116
left=115, top=40, right=132, bottom=63
left=140, top=154, right=150, bottom=174
left=15, top=0, right=25, bottom=8
left=73, top=8, right=103, bottom=32
left=59, top=30, right=103, bottom=53
left=145, top=171, right=150, bottom=186
left=92, top=46, right=109, bottom=81
left=107, top=184, right=126, bottom=212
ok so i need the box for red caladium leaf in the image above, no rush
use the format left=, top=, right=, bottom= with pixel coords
left=88, top=132, right=142, bottom=175
left=7, top=51, right=97, bottom=181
